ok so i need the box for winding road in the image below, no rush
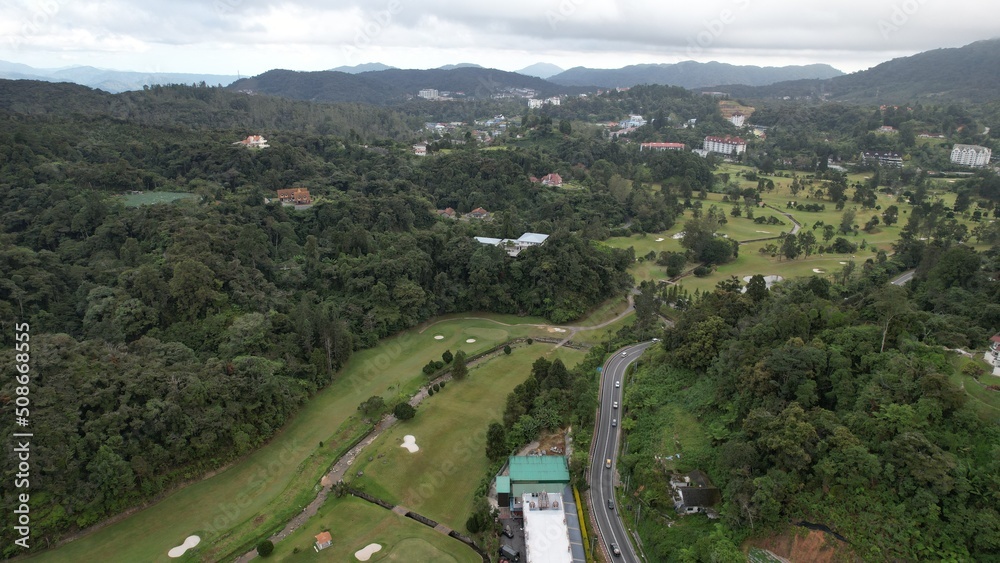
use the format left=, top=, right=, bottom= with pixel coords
left=589, top=341, right=655, bottom=562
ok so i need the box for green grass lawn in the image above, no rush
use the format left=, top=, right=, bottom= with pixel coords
left=268, top=495, right=479, bottom=562
left=32, top=317, right=559, bottom=563
left=348, top=343, right=586, bottom=531
left=571, top=294, right=631, bottom=327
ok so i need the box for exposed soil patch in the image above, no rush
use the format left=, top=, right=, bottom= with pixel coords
left=744, top=527, right=859, bottom=563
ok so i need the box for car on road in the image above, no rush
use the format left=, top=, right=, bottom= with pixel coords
left=621, top=351, right=628, bottom=356
left=652, top=337, right=659, bottom=342
left=611, top=418, right=617, bottom=427
left=605, top=458, right=612, bottom=468
left=608, top=499, right=614, bottom=510
left=610, top=543, right=621, bottom=556
left=615, top=380, right=620, bottom=388
left=613, top=401, right=618, bottom=409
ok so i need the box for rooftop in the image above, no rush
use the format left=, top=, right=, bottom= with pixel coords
left=522, top=492, right=572, bottom=563
left=509, top=455, right=570, bottom=483
left=517, top=233, right=550, bottom=244
left=496, top=475, right=511, bottom=494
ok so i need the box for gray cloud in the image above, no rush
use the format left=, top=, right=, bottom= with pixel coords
left=0, top=0, right=996, bottom=73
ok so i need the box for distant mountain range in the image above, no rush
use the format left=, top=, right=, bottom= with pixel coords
left=0, top=61, right=238, bottom=93
left=548, top=61, right=844, bottom=89
left=516, top=63, right=565, bottom=79
left=5, top=39, right=1000, bottom=103
left=328, top=62, right=396, bottom=74
left=710, top=38, right=1000, bottom=103
left=226, top=67, right=587, bottom=104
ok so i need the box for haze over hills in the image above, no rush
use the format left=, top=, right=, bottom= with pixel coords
left=516, top=62, right=565, bottom=79
left=548, top=61, right=844, bottom=89
left=0, top=61, right=239, bottom=93
left=710, top=38, right=1000, bottom=103
left=328, top=62, right=396, bottom=74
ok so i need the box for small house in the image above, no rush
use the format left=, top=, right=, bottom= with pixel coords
left=541, top=173, right=563, bottom=187
left=314, top=531, right=332, bottom=551
left=468, top=207, right=490, bottom=220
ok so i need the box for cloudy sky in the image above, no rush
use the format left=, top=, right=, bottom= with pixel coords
left=1, top=0, right=996, bottom=75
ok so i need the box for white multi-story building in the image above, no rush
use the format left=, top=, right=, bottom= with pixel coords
left=545, top=96, right=562, bottom=106
left=474, top=233, right=549, bottom=257
left=418, top=89, right=439, bottom=100
left=729, top=113, right=746, bottom=127
left=951, top=144, right=992, bottom=167
left=528, top=98, right=543, bottom=109
left=703, top=136, right=746, bottom=156
left=619, top=114, right=647, bottom=128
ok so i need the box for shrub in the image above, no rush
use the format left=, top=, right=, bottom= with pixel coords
left=503, top=344, right=512, bottom=355
left=257, top=540, right=274, bottom=557
left=442, top=350, right=453, bottom=364
left=433, top=383, right=440, bottom=392
left=693, top=265, right=711, bottom=277
left=394, top=402, right=416, bottom=421
left=428, top=387, right=435, bottom=396
left=526, top=338, right=533, bottom=345
left=439, top=381, right=446, bottom=389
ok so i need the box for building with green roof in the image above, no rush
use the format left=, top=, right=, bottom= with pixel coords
left=497, top=456, right=570, bottom=516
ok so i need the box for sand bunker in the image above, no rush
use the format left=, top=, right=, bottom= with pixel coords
left=548, top=327, right=567, bottom=333
left=839, top=261, right=848, bottom=265
left=433, top=335, right=444, bottom=340
left=812, top=268, right=825, bottom=273
left=400, top=435, right=419, bottom=453
left=168, top=536, right=201, bottom=558
left=672, top=232, right=685, bottom=239
left=466, top=338, right=476, bottom=343
left=755, top=230, right=771, bottom=234
left=355, top=543, right=383, bottom=561
left=655, top=237, right=665, bottom=242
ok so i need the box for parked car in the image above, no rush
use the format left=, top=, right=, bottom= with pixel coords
left=503, top=525, right=514, bottom=538
left=499, top=545, right=520, bottom=561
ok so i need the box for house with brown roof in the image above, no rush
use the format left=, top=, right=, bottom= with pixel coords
left=276, top=188, right=312, bottom=206
left=314, top=531, right=332, bottom=551
left=468, top=207, right=490, bottom=219
left=234, top=134, right=269, bottom=148
left=541, top=173, right=563, bottom=186
left=437, top=207, right=456, bottom=219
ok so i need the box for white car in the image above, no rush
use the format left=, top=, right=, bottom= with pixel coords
left=615, top=380, right=620, bottom=388
left=612, top=401, right=618, bottom=409
left=651, top=338, right=659, bottom=342
left=621, top=351, right=628, bottom=357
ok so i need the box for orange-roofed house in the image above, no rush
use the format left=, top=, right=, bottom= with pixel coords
left=235, top=135, right=269, bottom=148
left=276, top=188, right=312, bottom=205
left=468, top=207, right=490, bottom=219
left=541, top=173, right=563, bottom=186
left=314, top=531, right=332, bottom=551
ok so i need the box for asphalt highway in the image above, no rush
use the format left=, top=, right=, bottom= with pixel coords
left=589, top=340, right=655, bottom=562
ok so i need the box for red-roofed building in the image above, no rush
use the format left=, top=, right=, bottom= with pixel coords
left=541, top=173, right=563, bottom=186
left=468, top=207, right=490, bottom=219
left=703, top=136, right=746, bottom=156
left=991, top=334, right=1000, bottom=352
left=276, top=188, right=312, bottom=205
left=529, top=175, right=541, bottom=183
left=314, top=531, right=332, bottom=551
left=640, top=142, right=686, bottom=152
left=235, top=134, right=269, bottom=148
left=437, top=207, right=456, bottom=219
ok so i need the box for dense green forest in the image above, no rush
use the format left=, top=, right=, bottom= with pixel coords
left=622, top=243, right=1000, bottom=561
left=0, top=81, right=646, bottom=554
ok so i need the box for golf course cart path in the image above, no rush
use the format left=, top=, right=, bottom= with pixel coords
left=233, top=347, right=508, bottom=562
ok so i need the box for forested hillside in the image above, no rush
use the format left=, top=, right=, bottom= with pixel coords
left=0, top=82, right=651, bottom=554
left=623, top=244, right=1000, bottom=561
